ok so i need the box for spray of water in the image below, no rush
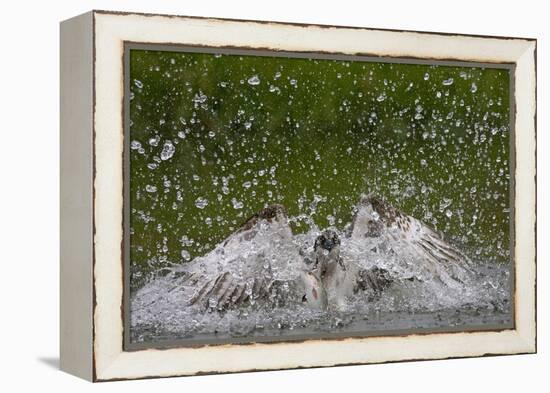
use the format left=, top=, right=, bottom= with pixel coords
left=130, top=205, right=511, bottom=344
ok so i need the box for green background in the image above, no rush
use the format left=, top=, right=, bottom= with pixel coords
left=129, top=49, right=511, bottom=292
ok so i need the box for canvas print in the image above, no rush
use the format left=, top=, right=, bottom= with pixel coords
left=126, top=46, right=513, bottom=347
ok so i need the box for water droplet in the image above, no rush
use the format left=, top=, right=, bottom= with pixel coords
left=160, top=140, right=176, bottom=160
left=290, top=79, right=297, bottom=86
left=130, top=140, right=142, bottom=150
left=145, top=184, right=157, bottom=193
left=445, top=210, right=453, bottom=218
left=470, top=82, right=478, bottom=93
left=148, top=135, right=160, bottom=146
left=442, top=78, right=454, bottom=86
left=376, top=94, right=386, bottom=102
left=242, top=181, right=252, bottom=189
left=133, top=79, right=143, bottom=88
left=247, top=75, right=261, bottom=86
left=231, top=198, right=244, bottom=209
left=195, top=197, right=209, bottom=209
left=440, top=198, right=452, bottom=210
left=208, top=298, right=218, bottom=308
left=424, top=73, right=430, bottom=80
left=192, top=91, right=208, bottom=104
left=181, top=250, right=191, bottom=261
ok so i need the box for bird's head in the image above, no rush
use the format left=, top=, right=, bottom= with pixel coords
left=313, top=229, right=342, bottom=278
left=314, top=229, right=341, bottom=252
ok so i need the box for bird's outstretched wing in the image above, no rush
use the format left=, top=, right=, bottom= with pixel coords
left=185, top=271, right=291, bottom=310
left=164, top=204, right=316, bottom=311
left=347, top=193, right=474, bottom=286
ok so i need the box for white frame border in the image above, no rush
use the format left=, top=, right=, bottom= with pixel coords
left=91, top=11, right=536, bottom=381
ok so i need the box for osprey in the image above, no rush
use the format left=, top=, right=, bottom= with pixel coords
left=132, top=195, right=474, bottom=316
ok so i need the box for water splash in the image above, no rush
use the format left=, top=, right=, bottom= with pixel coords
left=130, top=217, right=511, bottom=344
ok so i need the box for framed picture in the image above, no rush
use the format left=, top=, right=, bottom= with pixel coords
left=60, top=10, right=537, bottom=381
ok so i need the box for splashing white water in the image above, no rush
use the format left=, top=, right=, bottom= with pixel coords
left=130, top=217, right=511, bottom=344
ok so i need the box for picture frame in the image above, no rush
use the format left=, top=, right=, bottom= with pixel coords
left=60, top=10, right=536, bottom=381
